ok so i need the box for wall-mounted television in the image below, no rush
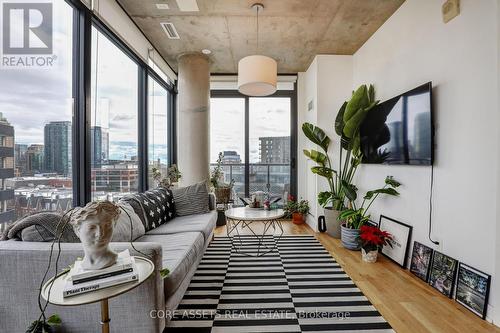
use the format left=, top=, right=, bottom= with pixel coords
left=360, top=82, right=434, bottom=165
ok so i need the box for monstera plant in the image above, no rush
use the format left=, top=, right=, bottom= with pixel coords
left=302, top=84, right=379, bottom=238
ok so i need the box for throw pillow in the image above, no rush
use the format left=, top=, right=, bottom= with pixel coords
left=119, top=196, right=148, bottom=230
left=172, top=181, right=210, bottom=216
left=12, top=212, right=79, bottom=242
left=112, top=201, right=146, bottom=242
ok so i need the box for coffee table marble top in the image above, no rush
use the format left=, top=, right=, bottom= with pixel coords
left=225, top=207, right=285, bottom=221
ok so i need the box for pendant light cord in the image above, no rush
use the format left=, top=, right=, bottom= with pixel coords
left=256, top=5, right=259, bottom=54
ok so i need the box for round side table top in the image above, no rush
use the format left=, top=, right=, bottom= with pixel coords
left=225, top=207, right=285, bottom=221
left=41, top=256, right=154, bottom=306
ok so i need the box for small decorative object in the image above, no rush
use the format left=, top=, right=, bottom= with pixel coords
left=152, top=164, right=182, bottom=189
left=359, top=225, right=393, bottom=263
left=378, top=215, right=412, bottom=267
left=428, top=251, right=458, bottom=298
left=455, top=263, right=491, bottom=319
left=263, top=199, right=270, bottom=211
left=339, top=177, right=401, bottom=250
left=284, top=195, right=310, bottom=224
left=410, top=241, right=434, bottom=282
left=210, top=152, right=234, bottom=204
left=70, top=201, right=121, bottom=270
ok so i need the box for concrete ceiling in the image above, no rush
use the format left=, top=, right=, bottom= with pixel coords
left=117, top=0, right=405, bottom=74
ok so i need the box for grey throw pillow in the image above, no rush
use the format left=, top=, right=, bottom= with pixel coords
left=172, top=181, right=209, bottom=216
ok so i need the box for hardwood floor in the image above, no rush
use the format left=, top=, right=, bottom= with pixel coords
left=214, top=220, right=500, bottom=333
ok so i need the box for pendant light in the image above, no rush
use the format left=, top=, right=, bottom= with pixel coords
left=237, top=3, right=277, bottom=97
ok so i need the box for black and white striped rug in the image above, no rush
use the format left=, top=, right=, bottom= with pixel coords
left=166, top=235, right=394, bottom=332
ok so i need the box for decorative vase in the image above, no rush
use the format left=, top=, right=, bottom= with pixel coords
left=340, top=223, right=361, bottom=250
left=361, top=248, right=378, bottom=262
left=324, top=207, right=342, bottom=238
left=292, top=212, right=304, bottom=224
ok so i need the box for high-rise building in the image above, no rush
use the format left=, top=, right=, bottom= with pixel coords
left=26, top=144, right=44, bottom=174
left=44, top=121, right=72, bottom=176
left=91, top=126, right=109, bottom=167
left=221, top=150, right=242, bottom=164
left=0, top=113, right=15, bottom=226
left=259, top=136, right=290, bottom=164
left=14, top=144, right=28, bottom=175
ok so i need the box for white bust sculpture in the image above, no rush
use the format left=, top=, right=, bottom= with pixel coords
left=70, top=201, right=121, bottom=270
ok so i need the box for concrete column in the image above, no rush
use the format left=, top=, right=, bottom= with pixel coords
left=177, top=52, right=210, bottom=186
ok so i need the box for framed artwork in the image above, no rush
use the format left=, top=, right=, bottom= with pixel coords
left=428, top=251, right=458, bottom=298
left=455, top=263, right=491, bottom=319
left=365, top=219, right=379, bottom=228
left=378, top=215, right=412, bottom=267
left=409, top=241, right=434, bottom=282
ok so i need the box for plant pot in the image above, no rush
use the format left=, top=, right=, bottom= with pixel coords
left=341, top=223, right=361, bottom=250
left=292, top=213, right=304, bottom=224
left=324, top=207, right=342, bottom=238
left=361, top=248, right=378, bottom=263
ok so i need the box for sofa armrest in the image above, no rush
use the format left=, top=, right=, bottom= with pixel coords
left=0, top=240, right=165, bottom=333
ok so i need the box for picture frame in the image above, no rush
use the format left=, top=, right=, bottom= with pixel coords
left=455, top=263, right=491, bottom=319
left=409, top=241, right=434, bottom=282
left=378, top=215, right=412, bottom=267
left=365, top=219, right=379, bottom=228
left=428, top=251, right=458, bottom=298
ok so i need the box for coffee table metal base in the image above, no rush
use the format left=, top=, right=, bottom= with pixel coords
left=226, top=218, right=284, bottom=257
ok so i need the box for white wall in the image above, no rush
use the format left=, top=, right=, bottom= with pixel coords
left=298, top=0, right=500, bottom=325
left=297, top=56, right=353, bottom=230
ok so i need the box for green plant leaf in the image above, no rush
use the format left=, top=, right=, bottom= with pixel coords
left=344, top=85, right=368, bottom=122
left=302, top=123, right=331, bottom=152
left=368, top=84, right=375, bottom=103
left=47, top=314, right=61, bottom=326
left=26, top=320, right=53, bottom=333
left=311, top=166, right=337, bottom=178
left=343, top=107, right=369, bottom=139
left=303, top=149, right=327, bottom=166
left=318, top=191, right=333, bottom=207
left=385, top=176, right=401, bottom=188
left=160, top=268, right=170, bottom=278
left=364, top=188, right=400, bottom=200
left=341, top=180, right=358, bottom=202
left=334, top=102, right=347, bottom=136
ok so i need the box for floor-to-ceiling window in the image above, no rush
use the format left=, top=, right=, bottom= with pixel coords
left=210, top=90, right=296, bottom=200
left=0, top=0, right=75, bottom=226
left=90, top=26, right=139, bottom=200
left=210, top=97, right=246, bottom=197
left=148, top=76, right=170, bottom=188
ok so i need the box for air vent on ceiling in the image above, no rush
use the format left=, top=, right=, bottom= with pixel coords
left=160, top=22, right=180, bottom=39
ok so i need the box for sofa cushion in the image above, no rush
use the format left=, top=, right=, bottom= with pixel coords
left=136, top=232, right=204, bottom=296
left=172, top=182, right=209, bottom=216
left=145, top=211, right=217, bottom=242
left=112, top=202, right=145, bottom=242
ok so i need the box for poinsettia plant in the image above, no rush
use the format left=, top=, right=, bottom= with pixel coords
left=359, top=225, right=393, bottom=252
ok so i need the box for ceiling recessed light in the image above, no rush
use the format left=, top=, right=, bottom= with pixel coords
left=201, top=49, right=211, bottom=55
left=156, top=3, right=169, bottom=9
left=176, top=0, right=199, bottom=12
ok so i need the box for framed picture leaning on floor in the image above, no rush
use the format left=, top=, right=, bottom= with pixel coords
left=428, top=251, right=458, bottom=298
left=378, top=215, right=412, bottom=267
left=455, top=263, right=491, bottom=319
left=409, top=241, right=434, bottom=282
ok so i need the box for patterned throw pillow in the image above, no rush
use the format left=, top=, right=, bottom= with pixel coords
left=172, top=181, right=209, bottom=216
left=121, top=188, right=176, bottom=231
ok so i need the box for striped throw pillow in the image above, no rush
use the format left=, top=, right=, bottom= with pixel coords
left=172, top=181, right=210, bottom=216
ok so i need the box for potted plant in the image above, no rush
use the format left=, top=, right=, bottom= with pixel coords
left=152, top=164, right=182, bottom=189
left=284, top=195, right=310, bottom=224
left=339, top=176, right=401, bottom=250
left=359, top=225, right=393, bottom=263
left=210, top=152, right=234, bottom=204
left=302, top=84, right=379, bottom=238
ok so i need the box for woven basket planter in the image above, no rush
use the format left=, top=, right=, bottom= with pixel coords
left=215, top=187, right=232, bottom=204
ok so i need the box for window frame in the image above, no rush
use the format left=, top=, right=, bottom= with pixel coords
left=210, top=86, right=298, bottom=198
left=66, top=0, right=177, bottom=206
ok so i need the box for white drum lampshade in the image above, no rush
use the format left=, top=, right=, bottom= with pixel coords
left=237, top=55, right=277, bottom=96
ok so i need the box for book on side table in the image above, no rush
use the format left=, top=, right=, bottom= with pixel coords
left=63, top=249, right=138, bottom=298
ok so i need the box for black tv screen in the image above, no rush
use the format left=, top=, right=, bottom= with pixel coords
left=360, top=82, right=433, bottom=165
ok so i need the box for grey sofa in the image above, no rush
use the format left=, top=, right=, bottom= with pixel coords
left=0, top=195, right=217, bottom=333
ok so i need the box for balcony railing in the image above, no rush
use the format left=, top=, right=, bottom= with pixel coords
left=209, top=163, right=290, bottom=198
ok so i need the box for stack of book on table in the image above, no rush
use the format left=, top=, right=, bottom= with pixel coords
left=63, top=249, right=138, bottom=298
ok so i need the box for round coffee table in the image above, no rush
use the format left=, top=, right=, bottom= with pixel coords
left=225, top=207, right=285, bottom=256
left=41, top=256, right=154, bottom=333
